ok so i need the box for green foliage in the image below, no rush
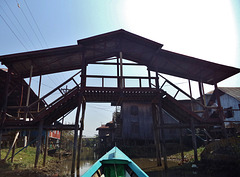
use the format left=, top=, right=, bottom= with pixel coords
left=82, top=138, right=98, bottom=147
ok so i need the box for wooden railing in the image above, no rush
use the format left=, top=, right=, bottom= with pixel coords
left=158, top=74, right=211, bottom=119
left=7, top=70, right=82, bottom=120
left=85, top=75, right=158, bottom=89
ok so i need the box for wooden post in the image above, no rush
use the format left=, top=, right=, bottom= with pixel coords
left=11, top=143, right=16, bottom=163
left=43, top=130, right=49, bottom=167
left=155, top=71, right=159, bottom=89
left=71, top=95, right=82, bottom=175
left=198, top=82, right=204, bottom=105
left=157, top=100, right=168, bottom=169
left=188, top=80, right=194, bottom=111
left=77, top=100, right=86, bottom=171
left=179, top=126, right=184, bottom=163
left=191, top=118, right=198, bottom=162
left=201, top=82, right=206, bottom=106
left=152, top=103, right=162, bottom=166
left=59, top=117, right=64, bottom=160
left=4, top=131, right=19, bottom=161
left=119, top=52, right=123, bottom=89
left=26, top=65, right=33, bottom=108
left=0, top=131, right=2, bottom=160
left=37, top=75, right=42, bottom=112
left=148, top=69, right=151, bottom=88
left=117, top=57, right=120, bottom=88
left=214, top=84, right=227, bottom=138
left=34, top=120, right=44, bottom=168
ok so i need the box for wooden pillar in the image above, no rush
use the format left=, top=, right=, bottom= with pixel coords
left=117, top=57, right=120, bottom=88
left=188, top=80, right=194, bottom=111
left=119, top=52, right=123, bottom=88
left=157, top=100, right=168, bottom=169
left=152, top=103, right=162, bottom=166
left=214, top=84, right=227, bottom=138
left=191, top=118, right=198, bottom=162
left=198, top=82, right=204, bottom=105
left=4, top=131, right=19, bottom=161
left=11, top=143, right=16, bottom=163
left=26, top=65, right=33, bottom=107
left=81, top=52, right=87, bottom=89
left=59, top=117, right=64, bottom=160
left=34, top=120, right=44, bottom=168
left=77, top=100, right=86, bottom=173
left=148, top=69, right=151, bottom=88
left=155, top=71, right=159, bottom=89
left=179, top=126, right=184, bottom=163
left=0, top=131, right=2, bottom=160
left=71, top=95, right=82, bottom=175
left=43, top=130, right=49, bottom=167
left=37, top=75, right=42, bottom=112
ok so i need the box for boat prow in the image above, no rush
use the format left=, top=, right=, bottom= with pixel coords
left=82, top=146, right=148, bottom=177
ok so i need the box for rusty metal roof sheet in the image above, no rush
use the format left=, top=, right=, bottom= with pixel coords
left=0, top=29, right=239, bottom=85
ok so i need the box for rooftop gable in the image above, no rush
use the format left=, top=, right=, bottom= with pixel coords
left=0, top=29, right=239, bottom=85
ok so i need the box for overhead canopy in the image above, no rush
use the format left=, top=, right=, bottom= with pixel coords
left=1, top=29, right=239, bottom=85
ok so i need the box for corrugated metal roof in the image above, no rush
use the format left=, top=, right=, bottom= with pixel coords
left=218, top=87, right=240, bottom=101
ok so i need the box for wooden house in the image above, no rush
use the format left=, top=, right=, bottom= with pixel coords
left=210, top=87, right=240, bottom=128
left=96, top=121, right=115, bottom=147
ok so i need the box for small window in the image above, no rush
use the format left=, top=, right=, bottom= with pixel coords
left=130, top=105, right=138, bottom=116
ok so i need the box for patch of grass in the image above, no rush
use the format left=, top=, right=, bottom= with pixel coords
left=168, top=146, right=205, bottom=163
left=1, top=146, right=57, bottom=170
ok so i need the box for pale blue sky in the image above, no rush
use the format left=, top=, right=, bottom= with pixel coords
left=0, top=0, right=239, bottom=136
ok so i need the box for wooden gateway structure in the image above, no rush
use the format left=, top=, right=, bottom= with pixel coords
left=0, top=29, right=240, bottom=172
